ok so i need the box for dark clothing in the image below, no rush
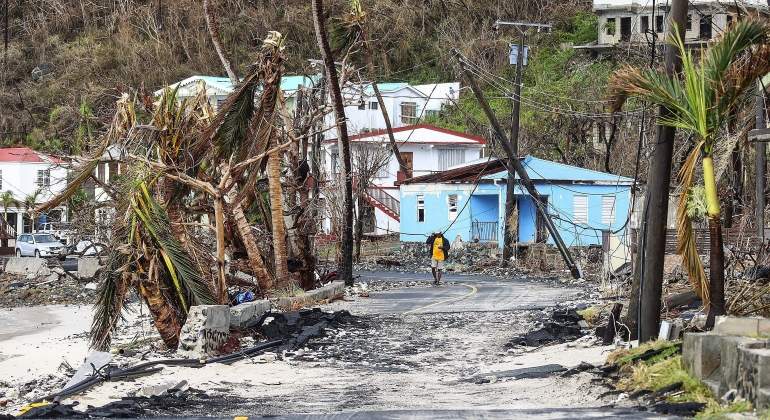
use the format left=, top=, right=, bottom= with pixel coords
left=425, top=234, right=450, bottom=260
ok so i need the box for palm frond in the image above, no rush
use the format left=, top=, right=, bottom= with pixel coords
left=676, top=141, right=710, bottom=305
left=131, top=182, right=215, bottom=309
left=202, top=66, right=262, bottom=159
left=90, top=259, right=132, bottom=350
left=703, top=19, right=768, bottom=99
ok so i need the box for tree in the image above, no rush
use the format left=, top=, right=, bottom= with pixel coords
left=610, top=20, right=770, bottom=328
left=24, top=189, right=41, bottom=231
left=203, top=0, right=238, bottom=85
left=351, top=144, right=390, bottom=261
left=312, top=0, right=355, bottom=285
left=0, top=190, right=14, bottom=224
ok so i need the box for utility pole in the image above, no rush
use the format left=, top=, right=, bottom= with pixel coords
left=638, top=0, right=688, bottom=342
left=756, top=83, right=766, bottom=246
left=494, top=20, right=550, bottom=264
left=454, top=49, right=582, bottom=280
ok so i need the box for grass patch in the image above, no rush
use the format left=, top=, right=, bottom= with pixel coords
left=696, top=400, right=753, bottom=419
left=272, top=284, right=306, bottom=298
left=617, top=355, right=713, bottom=403
left=607, top=340, right=680, bottom=366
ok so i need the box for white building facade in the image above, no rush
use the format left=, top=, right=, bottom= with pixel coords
left=0, top=147, right=69, bottom=235
left=586, top=0, right=767, bottom=49
left=322, top=125, right=486, bottom=235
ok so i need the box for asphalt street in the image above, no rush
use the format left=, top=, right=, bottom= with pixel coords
left=349, top=270, right=582, bottom=315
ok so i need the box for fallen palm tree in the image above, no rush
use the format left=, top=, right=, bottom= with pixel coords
left=37, top=34, right=301, bottom=350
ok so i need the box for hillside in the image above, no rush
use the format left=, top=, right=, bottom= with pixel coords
left=0, top=0, right=647, bottom=175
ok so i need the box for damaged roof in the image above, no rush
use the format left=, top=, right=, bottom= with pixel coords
left=0, top=147, right=64, bottom=164
left=400, top=156, right=634, bottom=185
left=326, top=124, right=486, bottom=145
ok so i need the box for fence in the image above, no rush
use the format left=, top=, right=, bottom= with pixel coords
left=472, top=221, right=498, bottom=243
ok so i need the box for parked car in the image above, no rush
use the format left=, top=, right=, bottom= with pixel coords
left=15, top=233, right=67, bottom=258
left=37, top=222, right=74, bottom=245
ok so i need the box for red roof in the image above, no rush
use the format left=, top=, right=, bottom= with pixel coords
left=325, top=124, right=486, bottom=144
left=0, top=147, right=63, bottom=163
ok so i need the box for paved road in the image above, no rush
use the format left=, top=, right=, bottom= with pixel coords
left=348, top=270, right=581, bottom=315
left=259, top=408, right=673, bottom=419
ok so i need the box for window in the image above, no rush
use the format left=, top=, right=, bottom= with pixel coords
left=36, top=170, right=50, bottom=188
left=425, top=109, right=440, bottom=119
left=417, top=194, right=425, bottom=222
left=699, top=14, right=713, bottom=40
left=601, top=195, right=616, bottom=226
left=331, top=152, right=339, bottom=174
left=448, top=194, right=458, bottom=221
left=656, top=15, right=665, bottom=33
left=369, top=101, right=378, bottom=110
left=400, top=102, right=418, bottom=124
left=641, top=15, right=649, bottom=33
left=727, top=14, right=734, bottom=28
left=357, top=101, right=366, bottom=110
left=573, top=195, right=588, bottom=224
left=606, top=17, right=616, bottom=35
left=686, top=14, right=692, bottom=30
left=438, top=148, right=465, bottom=170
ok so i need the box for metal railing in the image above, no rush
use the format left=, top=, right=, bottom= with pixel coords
left=472, top=221, right=498, bottom=243
left=365, top=185, right=400, bottom=217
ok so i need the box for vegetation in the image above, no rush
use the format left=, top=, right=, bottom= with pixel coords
left=610, top=20, right=770, bottom=327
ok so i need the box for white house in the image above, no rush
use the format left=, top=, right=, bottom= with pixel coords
left=322, top=124, right=486, bottom=235
left=0, top=147, right=69, bottom=235
left=580, top=0, right=767, bottom=50
left=154, top=74, right=319, bottom=112
left=325, top=82, right=460, bottom=138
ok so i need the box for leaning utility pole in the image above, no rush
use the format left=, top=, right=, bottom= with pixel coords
left=454, top=49, right=582, bottom=280
left=312, top=0, right=355, bottom=285
left=493, top=20, right=551, bottom=264
left=638, top=0, right=687, bottom=342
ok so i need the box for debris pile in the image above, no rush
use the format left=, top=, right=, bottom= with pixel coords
left=0, top=271, right=98, bottom=307
left=259, top=308, right=355, bottom=352
left=506, top=308, right=588, bottom=347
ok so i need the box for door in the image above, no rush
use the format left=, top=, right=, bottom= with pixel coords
left=17, top=235, right=31, bottom=256
left=399, top=152, right=414, bottom=179
left=620, top=17, right=631, bottom=41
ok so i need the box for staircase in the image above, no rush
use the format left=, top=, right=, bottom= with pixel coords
left=364, top=185, right=400, bottom=222
left=0, top=216, right=15, bottom=249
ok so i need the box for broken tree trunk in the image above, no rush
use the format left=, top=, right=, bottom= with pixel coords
left=602, top=303, right=623, bottom=345
left=203, top=0, right=238, bottom=85
left=228, top=188, right=273, bottom=293
left=268, top=141, right=290, bottom=289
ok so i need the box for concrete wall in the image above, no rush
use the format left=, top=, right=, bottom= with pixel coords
left=597, top=6, right=732, bottom=46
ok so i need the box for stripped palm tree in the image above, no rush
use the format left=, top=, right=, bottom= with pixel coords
left=610, top=20, right=770, bottom=327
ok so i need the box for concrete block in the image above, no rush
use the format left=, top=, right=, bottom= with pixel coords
left=714, top=316, right=760, bottom=337
left=719, top=337, right=765, bottom=396
left=737, top=344, right=770, bottom=409
left=759, top=319, right=770, bottom=337
left=4, top=257, right=50, bottom=277
left=274, top=281, right=345, bottom=309
left=683, top=332, right=724, bottom=380
left=77, top=257, right=103, bottom=279
left=230, top=299, right=271, bottom=329
left=178, top=305, right=230, bottom=358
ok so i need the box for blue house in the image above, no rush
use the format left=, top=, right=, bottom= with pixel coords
left=398, top=156, right=634, bottom=248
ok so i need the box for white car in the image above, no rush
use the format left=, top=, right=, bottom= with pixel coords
left=15, top=233, right=66, bottom=258
left=38, top=222, right=74, bottom=246
left=72, top=240, right=106, bottom=256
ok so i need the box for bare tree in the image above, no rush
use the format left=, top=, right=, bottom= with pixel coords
left=351, top=144, right=390, bottom=261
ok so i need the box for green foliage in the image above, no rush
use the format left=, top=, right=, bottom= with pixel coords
left=686, top=185, right=708, bottom=220
left=557, top=11, right=598, bottom=45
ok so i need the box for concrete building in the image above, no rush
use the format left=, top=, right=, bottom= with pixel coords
left=581, top=0, right=767, bottom=50
left=398, top=156, right=633, bottom=254
left=322, top=125, right=486, bottom=235
left=0, top=147, right=69, bottom=235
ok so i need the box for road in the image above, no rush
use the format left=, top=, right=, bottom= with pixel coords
left=349, top=270, right=581, bottom=314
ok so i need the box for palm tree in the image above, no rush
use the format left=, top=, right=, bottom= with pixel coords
left=268, top=140, right=289, bottom=287
left=313, top=0, right=355, bottom=285
left=24, top=190, right=41, bottom=232
left=610, top=20, right=770, bottom=328
left=0, top=190, right=16, bottom=246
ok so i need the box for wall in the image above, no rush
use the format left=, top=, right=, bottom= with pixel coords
left=0, top=161, right=69, bottom=233
left=597, top=8, right=729, bottom=45
left=401, top=181, right=633, bottom=250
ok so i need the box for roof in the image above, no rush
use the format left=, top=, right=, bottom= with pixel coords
left=401, top=156, right=634, bottom=185
left=155, top=74, right=320, bottom=96
left=0, top=147, right=63, bottom=164
left=413, top=82, right=460, bottom=101
left=326, top=124, right=486, bottom=145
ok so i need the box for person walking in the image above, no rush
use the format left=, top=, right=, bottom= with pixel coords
left=426, top=231, right=450, bottom=285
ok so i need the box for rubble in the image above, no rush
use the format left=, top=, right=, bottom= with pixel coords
left=0, top=271, right=98, bottom=307
left=506, top=308, right=588, bottom=347
left=178, top=305, right=231, bottom=358
left=259, top=308, right=354, bottom=352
